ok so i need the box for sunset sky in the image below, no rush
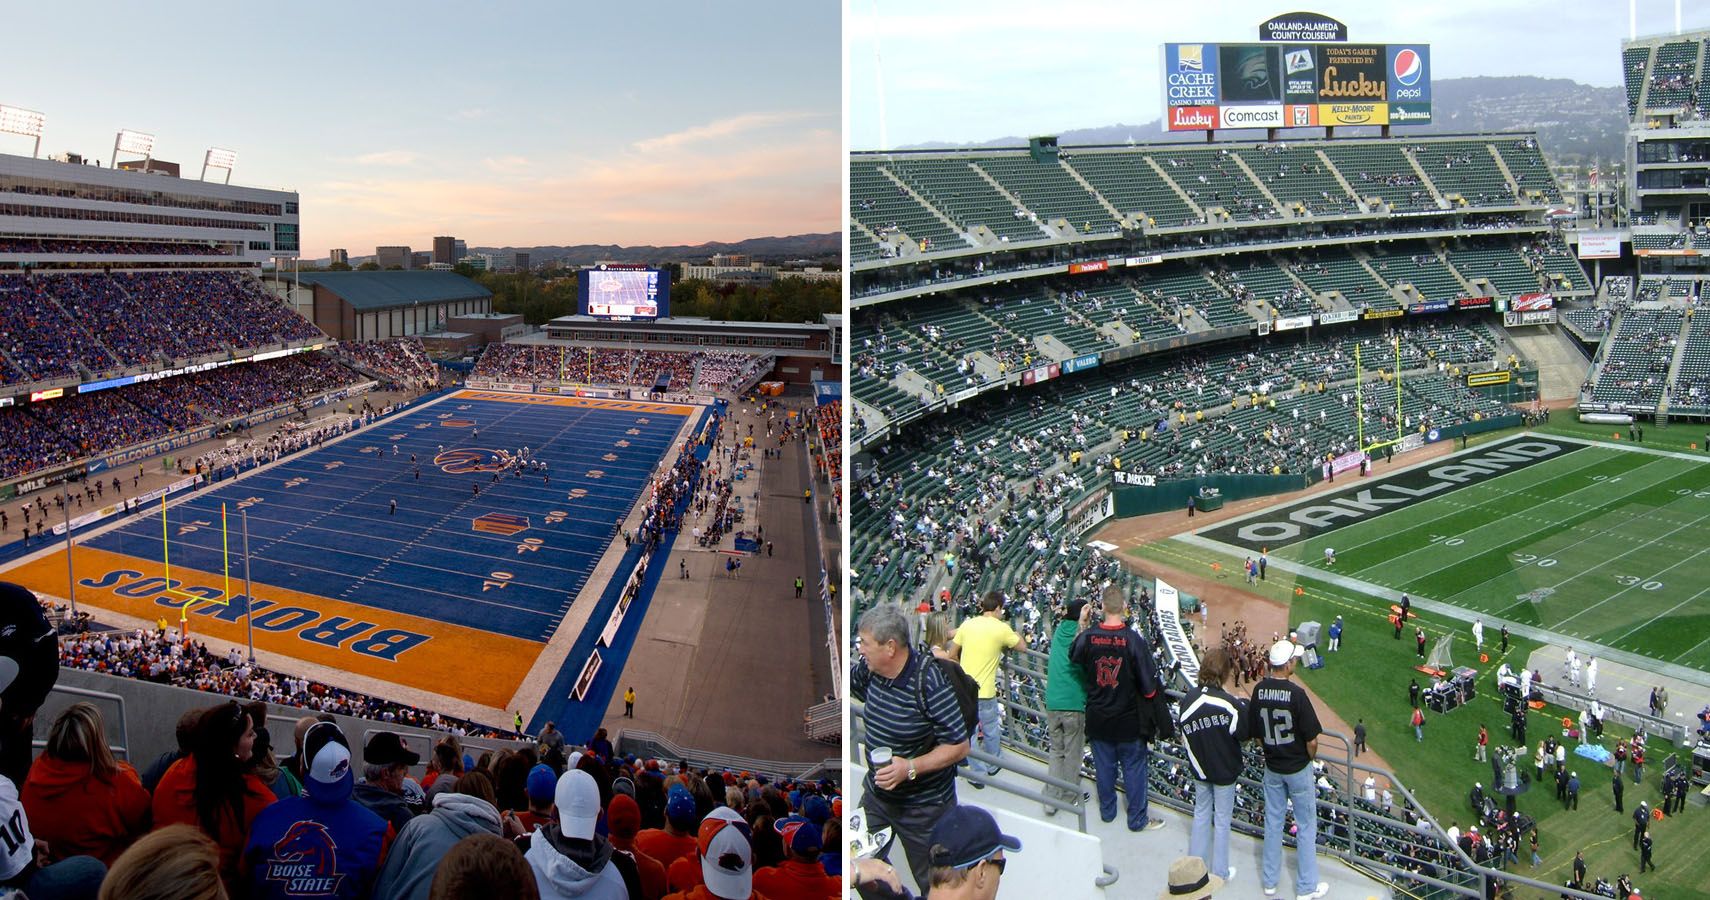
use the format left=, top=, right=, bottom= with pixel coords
left=0, top=1, right=839, bottom=259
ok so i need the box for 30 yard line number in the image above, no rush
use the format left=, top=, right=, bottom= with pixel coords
left=1613, top=575, right=1663, bottom=591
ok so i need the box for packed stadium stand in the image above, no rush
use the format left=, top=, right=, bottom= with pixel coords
left=470, top=342, right=772, bottom=392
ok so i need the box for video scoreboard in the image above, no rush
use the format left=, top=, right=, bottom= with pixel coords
left=579, top=266, right=670, bottom=320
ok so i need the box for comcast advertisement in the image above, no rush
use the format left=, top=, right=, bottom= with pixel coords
left=1161, top=42, right=1430, bottom=131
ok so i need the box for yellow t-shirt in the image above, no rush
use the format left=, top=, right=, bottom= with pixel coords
left=954, top=615, right=1021, bottom=699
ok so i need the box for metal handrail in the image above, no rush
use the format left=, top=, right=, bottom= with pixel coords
left=986, top=654, right=1617, bottom=899
left=850, top=697, right=1119, bottom=889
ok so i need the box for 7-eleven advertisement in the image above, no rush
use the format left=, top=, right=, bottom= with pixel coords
left=1153, top=579, right=1199, bottom=686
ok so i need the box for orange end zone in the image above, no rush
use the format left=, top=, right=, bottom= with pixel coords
left=5, top=545, right=540, bottom=709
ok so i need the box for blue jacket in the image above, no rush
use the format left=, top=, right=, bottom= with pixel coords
left=244, top=768, right=390, bottom=900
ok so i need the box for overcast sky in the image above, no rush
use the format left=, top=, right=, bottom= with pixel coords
left=850, top=0, right=1710, bottom=149
left=0, top=1, right=838, bottom=258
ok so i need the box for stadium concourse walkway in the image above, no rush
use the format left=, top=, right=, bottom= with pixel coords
left=598, top=394, right=834, bottom=762
left=1523, top=645, right=1709, bottom=743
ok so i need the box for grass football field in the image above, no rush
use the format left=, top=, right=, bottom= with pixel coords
left=1222, top=435, right=1710, bottom=672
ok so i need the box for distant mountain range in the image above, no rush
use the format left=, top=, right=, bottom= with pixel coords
left=319, top=232, right=839, bottom=269
left=895, top=76, right=1627, bottom=165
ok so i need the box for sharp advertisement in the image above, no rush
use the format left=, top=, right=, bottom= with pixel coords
left=1163, top=42, right=1430, bottom=131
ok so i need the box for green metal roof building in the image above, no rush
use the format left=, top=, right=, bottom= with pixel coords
left=299, top=271, right=493, bottom=341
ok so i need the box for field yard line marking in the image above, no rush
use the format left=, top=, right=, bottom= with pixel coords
left=1347, top=453, right=1683, bottom=573
left=146, top=503, right=605, bottom=561
left=1318, top=450, right=1619, bottom=559
left=1546, top=432, right=1710, bottom=464
left=1553, top=534, right=1710, bottom=629
left=1537, top=506, right=1710, bottom=594
left=1429, top=506, right=1651, bottom=606
left=1174, top=533, right=1710, bottom=690
left=1672, top=629, right=1710, bottom=664
left=1609, top=583, right=1710, bottom=645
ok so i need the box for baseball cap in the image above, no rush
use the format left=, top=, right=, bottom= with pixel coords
left=556, top=769, right=602, bottom=841
left=1160, top=856, right=1223, bottom=900
left=927, top=804, right=1021, bottom=870
left=786, top=820, right=822, bottom=855
left=697, top=808, right=753, bottom=900
left=1065, top=598, right=1088, bottom=623
left=1268, top=639, right=1297, bottom=667
left=608, top=794, right=641, bottom=839
left=363, top=732, right=421, bottom=767
left=666, top=792, right=698, bottom=830
left=611, top=776, right=636, bottom=798
left=303, top=721, right=352, bottom=797
left=802, top=795, right=831, bottom=826
left=526, top=764, right=557, bottom=802
left=0, top=583, right=58, bottom=713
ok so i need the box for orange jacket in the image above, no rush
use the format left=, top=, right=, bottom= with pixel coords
left=636, top=828, right=698, bottom=872
left=20, top=756, right=151, bottom=866
left=151, top=756, right=277, bottom=890
left=752, top=860, right=840, bottom=900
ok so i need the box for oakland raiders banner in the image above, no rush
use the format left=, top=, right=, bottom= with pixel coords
left=1155, top=579, right=1200, bottom=687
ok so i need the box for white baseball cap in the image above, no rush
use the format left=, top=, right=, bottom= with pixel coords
left=1268, top=640, right=1296, bottom=666
left=556, top=769, right=602, bottom=840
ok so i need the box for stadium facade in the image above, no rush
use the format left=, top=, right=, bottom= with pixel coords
left=0, top=151, right=298, bottom=269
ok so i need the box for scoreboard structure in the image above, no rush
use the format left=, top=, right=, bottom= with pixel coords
left=1162, top=16, right=1430, bottom=132
left=578, top=265, right=671, bottom=321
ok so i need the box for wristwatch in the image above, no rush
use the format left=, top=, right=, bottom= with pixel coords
left=907, top=759, right=918, bottom=781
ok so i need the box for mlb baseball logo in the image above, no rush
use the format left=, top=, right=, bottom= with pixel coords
left=1392, top=49, right=1423, bottom=86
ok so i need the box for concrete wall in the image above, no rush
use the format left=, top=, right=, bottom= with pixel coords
left=36, top=668, right=528, bottom=777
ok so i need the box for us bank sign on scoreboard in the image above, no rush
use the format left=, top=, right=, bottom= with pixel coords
left=1162, top=42, right=1430, bottom=131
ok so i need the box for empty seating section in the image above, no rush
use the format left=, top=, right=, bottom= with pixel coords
left=1562, top=308, right=1610, bottom=339
left=1590, top=309, right=1681, bottom=411
left=1137, top=268, right=1251, bottom=327
left=1631, top=233, right=1688, bottom=251
left=1701, top=39, right=1710, bottom=117
left=1495, top=139, right=1564, bottom=204
left=1365, top=249, right=1467, bottom=303
left=1070, top=284, right=1181, bottom=341
left=1064, top=152, right=1198, bottom=226
left=0, top=277, right=121, bottom=385
left=975, top=156, right=1118, bottom=233
left=850, top=228, right=881, bottom=263
left=1523, top=236, right=1594, bottom=293
left=1235, top=145, right=1358, bottom=216
left=887, top=158, right=1042, bottom=243
left=850, top=160, right=965, bottom=252
left=1626, top=46, right=1652, bottom=117
left=1292, top=253, right=1397, bottom=310
left=1670, top=313, right=1710, bottom=411
left=1219, top=258, right=1317, bottom=316
left=1321, top=143, right=1436, bottom=212
left=1145, top=149, right=1279, bottom=221
left=1016, top=289, right=1111, bottom=354
left=1647, top=40, right=1698, bottom=109
left=1419, top=141, right=1515, bottom=207
left=1445, top=243, right=1540, bottom=297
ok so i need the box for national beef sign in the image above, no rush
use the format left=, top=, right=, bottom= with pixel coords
left=1162, top=42, right=1429, bottom=131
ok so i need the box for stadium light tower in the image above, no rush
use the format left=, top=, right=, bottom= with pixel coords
left=0, top=104, right=46, bottom=158
left=112, top=128, right=155, bottom=172
left=202, top=147, right=237, bottom=184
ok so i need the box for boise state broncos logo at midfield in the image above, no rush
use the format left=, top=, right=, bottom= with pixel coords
left=265, top=821, right=343, bottom=896
left=435, top=448, right=514, bottom=474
